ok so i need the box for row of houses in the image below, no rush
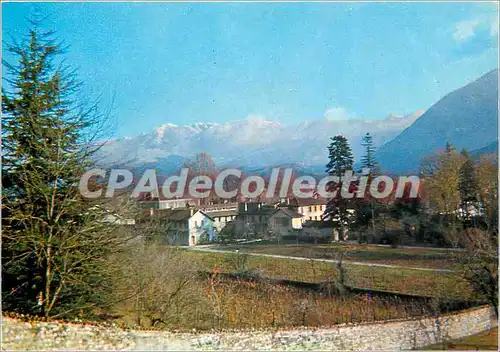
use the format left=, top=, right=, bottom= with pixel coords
left=137, top=196, right=329, bottom=246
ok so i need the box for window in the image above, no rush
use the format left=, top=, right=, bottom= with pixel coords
left=309, top=206, right=312, bottom=212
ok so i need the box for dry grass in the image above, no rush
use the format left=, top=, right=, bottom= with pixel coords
left=186, top=250, right=476, bottom=300
left=202, top=278, right=433, bottom=329
left=115, top=276, right=435, bottom=331
left=423, top=328, right=498, bottom=350
left=110, top=246, right=478, bottom=331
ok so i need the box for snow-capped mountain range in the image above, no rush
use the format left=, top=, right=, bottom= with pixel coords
left=97, top=112, right=423, bottom=173
left=96, top=69, right=498, bottom=175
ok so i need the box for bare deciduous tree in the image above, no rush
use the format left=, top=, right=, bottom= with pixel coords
left=111, top=242, right=199, bottom=328
left=458, top=228, right=498, bottom=317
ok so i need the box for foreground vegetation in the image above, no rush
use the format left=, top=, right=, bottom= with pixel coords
left=109, top=244, right=461, bottom=330
left=424, top=328, right=498, bottom=350
left=114, top=275, right=433, bottom=330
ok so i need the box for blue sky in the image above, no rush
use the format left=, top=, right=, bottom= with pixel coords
left=2, top=2, right=498, bottom=137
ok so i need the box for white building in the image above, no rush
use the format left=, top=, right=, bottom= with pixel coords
left=139, top=196, right=198, bottom=210
left=145, top=207, right=215, bottom=246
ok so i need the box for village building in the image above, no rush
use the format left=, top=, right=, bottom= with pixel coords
left=234, top=202, right=276, bottom=238
left=203, top=209, right=238, bottom=233
left=277, top=197, right=327, bottom=222
left=138, top=196, right=198, bottom=210
left=141, top=207, right=216, bottom=246
left=198, top=202, right=238, bottom=212
left=268, top=208, right=303, bottom=236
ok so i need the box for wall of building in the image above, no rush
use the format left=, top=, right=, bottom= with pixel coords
left=212, top=216, right=236, bottom=232
left=2, top=306, right=496, bottom=350
left=291, top=217, right=302, bottom=229
left=165, top=228, right=189, bottom=246
left=298, top=204, right=325, bottom=222
left=188, top=211, right=215, bottom=246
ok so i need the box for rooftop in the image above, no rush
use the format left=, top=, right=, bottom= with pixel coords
left=274, top=208, right=304, bottom=219
left=277, top=197, right=327, bottom=208
left=204, top=209, right=238, bottom=218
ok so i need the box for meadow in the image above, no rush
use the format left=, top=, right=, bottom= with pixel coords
left=110, top=244, right=477, bottom=331
left=218, top=242, right=461, bottom=270
left=185, top=249, right=475, bottom=300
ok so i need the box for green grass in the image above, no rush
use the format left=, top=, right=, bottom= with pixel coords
left=423, top=328, right=498, bottom=350
left=218, top=242, right=460, bottom=270
left=185, top=250, right=476, bottom=300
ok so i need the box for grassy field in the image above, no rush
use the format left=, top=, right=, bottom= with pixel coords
left=217, top=242, right=461, bottom=270
left=423, top=328, right=498, bottom=350
left=112, top=246, right=478, bottom=331
left=185, top=249, right=476, bottom=300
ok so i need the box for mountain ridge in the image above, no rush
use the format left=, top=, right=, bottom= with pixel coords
left=377, top=69, right=498, bottom=173
left=98, top=113, right=422, bottom=172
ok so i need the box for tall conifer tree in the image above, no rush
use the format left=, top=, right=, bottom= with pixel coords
left=2, top=21, right=126, bottom=317
left=324, top=135, right=355, bottom=238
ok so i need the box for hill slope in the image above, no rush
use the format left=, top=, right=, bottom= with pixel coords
left=377, top=69, right=498, bottom=174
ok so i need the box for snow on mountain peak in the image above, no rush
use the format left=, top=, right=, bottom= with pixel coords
left=186, top=122, right=218, bottom=133
left=99, top=111, right=424, bottom=169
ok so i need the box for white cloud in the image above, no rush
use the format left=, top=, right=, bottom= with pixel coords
left=452, top=19, right=480, bottom=42
left=452, top=10, right=499, bottom=42
left=324, top=106, right=351, bottom=121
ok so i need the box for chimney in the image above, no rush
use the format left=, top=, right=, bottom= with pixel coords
left=190, top=206, right=195, bottom=217
left=287, top=198, right=290, bottom=205
left=245, top=202, right=248, bottom=212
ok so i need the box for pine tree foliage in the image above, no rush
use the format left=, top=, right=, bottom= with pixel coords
left=445, top=141, right=455, bottom=154
left=360, top=132, right=378, bottom=174
left=324, top=135, right=355, bottom=232
left=1, top=23, right=133, bottom=318
left=359, top=132, right=379, bottom=238
left=325, top=135, right=354, bottom=177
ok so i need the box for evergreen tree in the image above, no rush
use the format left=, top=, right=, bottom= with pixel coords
left=326, top=135, right=354, bottom=177
left=458, top=149, right=478, bottom=207
left=360, top=132, right=379, bottom=240
left=445, top=141, right=455, bottom=154
left=2, top=21, right=128, bottom=318
left=360, top=132, right=378, bottom=174
left=324, top=135, right=355, bottom=238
